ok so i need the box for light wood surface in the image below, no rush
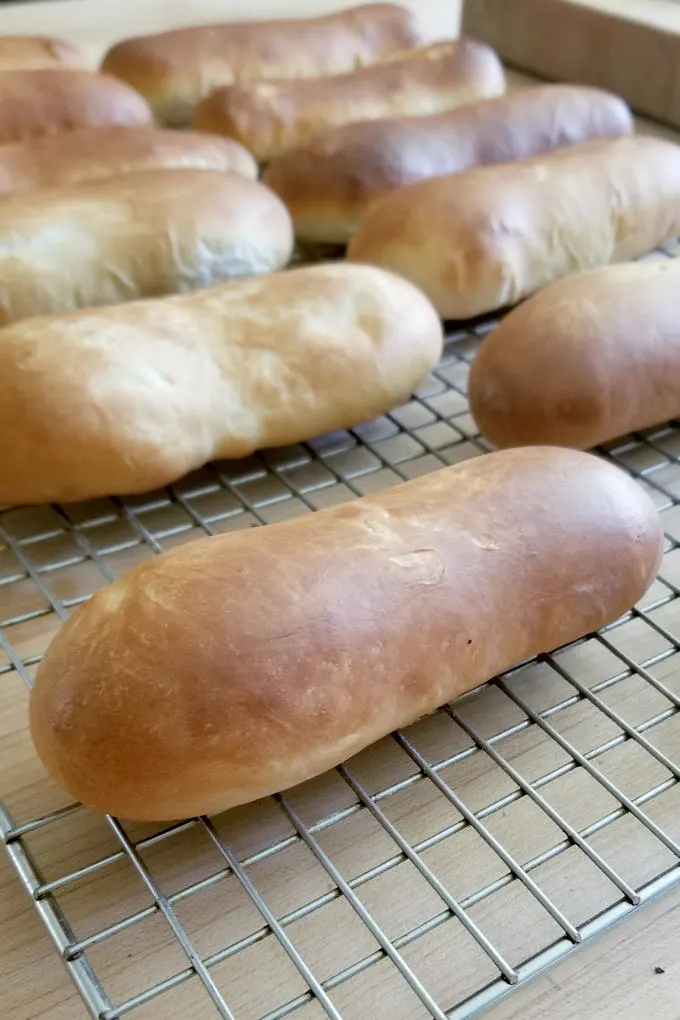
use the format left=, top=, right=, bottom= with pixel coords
left=1, top=3, right=680, bottom=1020
left=463, top=0, right=680, bottom=129
left=491, top=881, right=680, bottom=1019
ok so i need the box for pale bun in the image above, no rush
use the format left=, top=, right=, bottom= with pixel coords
left=0, top=126, right=257, bottom=195
left=0, top=263, right=443, bottom=505
left=0, top=169, right=293, bottom=325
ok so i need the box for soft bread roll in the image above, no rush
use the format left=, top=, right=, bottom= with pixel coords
left=347, top=135, right=680, bottom=319
left=0, top=263, right=443, bottom=506
left=263, top=84, right=633, bottom=244
left=0, top=169, right=293, bottom=326
left=101, top=4, right=423, bottom=126
left=0, top=69, right=152, bottom=144
left=0, top=35, right=84, bottom=70
left=468, top=260, right=680, bottom=451
left=0, top=127, right=257, bottom=195
left=29, top=447, right=661, bottom=821
left=193, top=40, right=506, bottom=163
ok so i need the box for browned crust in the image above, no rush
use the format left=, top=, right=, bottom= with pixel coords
left=0, top=69, right=153, bottom=144
left=263, top=84, right=633, bottom=244
left=0, top=126, right=257, bottom=194
left=468, top=259, right=680, bottom=450
left=192, top=40, right=505, bottom=162
left=101, top=4, right=423, bottom=125
left=29, top=446, right=661, bottom=821
left=347, top=135, right=680, bottom=319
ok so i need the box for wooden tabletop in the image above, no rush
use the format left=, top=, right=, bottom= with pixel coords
left=4, top=851, right=679, bottom=1020
left=1, top=2, right=680, bottom=1019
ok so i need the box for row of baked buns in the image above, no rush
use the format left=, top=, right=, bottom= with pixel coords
left=1, top=124, right=678, bottom=504
left=0, top=9, right=675, bottom=488
left=0, top=10, right=670, bottom=822
left=0, top=27, right=669, bottom=323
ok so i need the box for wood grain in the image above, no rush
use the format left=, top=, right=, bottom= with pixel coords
left=490, top=882, right=680, bottom=1019
left=463, top=0, right=680, bottom=129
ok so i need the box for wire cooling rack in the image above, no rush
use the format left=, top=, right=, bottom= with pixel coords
left=2, top=247, right=680, bottom=1020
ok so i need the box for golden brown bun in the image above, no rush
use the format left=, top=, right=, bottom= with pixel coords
left=0, top=169, right=293, bottom=326
left=193, top=40, right=505, bottom=163
left=0, top=69, right=153, bottom=144
left=468, top=259, right=680, bottom=451
left=29, top=446, right=662, bottom=821
left=0, top=126, right=257, bottom=194
left=0, top=263, right=443, bottom=506
left=0, top=35, right=84, bottom=70
left=347, top=135, right=680, bottom=319
left=264, top=84, right=633, bottom=243
left=101, top=3, right=424, bottom=126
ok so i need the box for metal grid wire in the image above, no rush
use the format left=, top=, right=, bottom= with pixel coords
left=2, top=245, right=680, bottom=1020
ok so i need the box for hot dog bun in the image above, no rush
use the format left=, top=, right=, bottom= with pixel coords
left=0, top=263, right=443, bottom=506
left=468, top=259, right=680, bottom=450
left=193, top=40, right=505, bottom=163
left=0, top=169, right=293, bottom=325
left=29, top=446, right=661, bottom=820
left=0, top=127, right=257, bottom=195
left=263, top=84, right=633, bottom=244
left=101, top=4, right=423, bottom=125
left=347, top=135, right=680, bottom=319
left=0, top=69, right=152, bottom=144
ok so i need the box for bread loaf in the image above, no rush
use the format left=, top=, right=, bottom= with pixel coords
left=29, top=446, right=662, bottom=820
left=0, top=69, right=152, bottom=144
left=468, top=259, right=680, bottom=450
left=193, top=40, right=505, bottom=163
left=0, top=263, right=443, bottom=506
left=0, top=35, right=84, bottom=70
left=0, top=127, right=257, bottom=195
left=101, top=4, right=423, bottom=126
left=263, top=84, right=633, bottom=244
left=0, top=169, right=293, bottom=326
left=347, top=135, right=680, bottom=319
